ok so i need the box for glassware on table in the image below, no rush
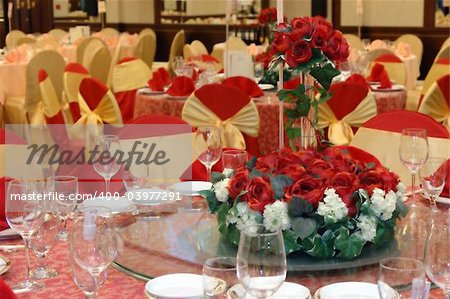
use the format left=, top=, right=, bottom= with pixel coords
left=47, top=175, right=78, bottom=242
left=222, top=149, right=248, bottom=172
left=378, top=257, right=426, bottom=299
left=29, top=206, right=59, bottom=279
left=399, top=128, right=429, bottom=206
left=122, top=162, right=149, bottom=192
left=180, top=65, right=194, bottom=79
left=5, top=179, right=45, bottom=292
left=254, top=62, right=264, bottom=84
left=419, top=157, right=447, bottom=208
left=194, top=126, right=222, bottom=182
left=362, top=38, right=371, bottom=50
left=236, top=224, right=287, bottom=298
left=425, top=208, right=450, bottom=299
left=203, top=256, right=238, bottom=299
left=92, top=135, right=121, bottom=193
left=173, top=56, right=185, bottom=76
left=70, top=206, right=117, bottom=298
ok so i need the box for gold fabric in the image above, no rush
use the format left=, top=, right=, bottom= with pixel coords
left=182, top=95, right=259, bottom=149
left=134, top=33, right=157, bottom=69
left=168, top=30, right=185, bottom=76
left=48, top=29, right=67, bottom=41
left=318, top=93, right=377, bottom=146
left=84, top=45, right=112, bottom=84
left=100, top=27, right=120, bottom=37
left=343, top=34, right=364, bottom=51
left=5, top=30, right=26, bottom=49
left=76, top=37, right=104, bottom=64
left=395, top=34, right=423, bottom=69
left=76, top=90, right=123, bottom=126
left=374, top=61, right=407, bottom=86
left=422, top=63, right=450, bottom=97
left=39, top=76, right=62, bottom=118
left=435, top=45, right=450, bottom=61
left=112, top=59, right=151, bottom=93
left=15, top=36, right=37, bottom=47
left=4, top=96, right=27, bottom=125
left=418, top=82, right=450, bottom=128
left=183, top=44, right=196, bottom=60
left=191, top=40, right=208, bottom=55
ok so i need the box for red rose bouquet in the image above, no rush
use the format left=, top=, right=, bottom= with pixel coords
left=201, top=147, right=407, bottom=259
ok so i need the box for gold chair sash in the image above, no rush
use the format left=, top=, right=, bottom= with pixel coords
left=182, top=95, right=259, bottom=149
left=75, top=90, right=123, bottom=126
left=39, top=76, right=63, bottom=118
left=318, top=93, right=377, bottom=146
left=418, top=82, right=450, bottom=128
left=112, top=59, right=152, bottom=93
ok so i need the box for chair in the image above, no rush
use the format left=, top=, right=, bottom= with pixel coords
left=365, top=48, right=396, bottom=65
left=191, top=40, right=209, bottom=55
left=222, top=76, right=264, bottom=98
left=133, top=32, right=157, bottom=69
left=183, top=44, right=197, bottom=60
left=34, top=38, right=59, bottom=51
left=112, top=57, right=152, bottom=123
left=63, top=63, right=90, bottom=123
left=372, top=54, right=407, bottom=86
left=421, top=59, right=450, bottom=101
left=394, top=34, right=423, bottom=68
left=5, top=30, right=25, bottom=49
left=15, top=36, right=37, bottom=47
left=82, top=41, right=112, bottom=84
left=48, top=28, right=67, bottom=41
left=99, top=27, right=120, bottom=37
left=318, top=80, right=377, bottom=146
left=167, top=30, right=185, bottom=76
left=343, top=34, right=364, bottom=51
left=182, top=83, right=260, bottom=156
left=435, top=45, right=450, bottom=61
left=418, top=74, right=450, bottom=129
left=139, top=28, right=156, bottom=39
left=76, top=37, right=105, bottom=64
left=441, top=37, right=450, bottom=50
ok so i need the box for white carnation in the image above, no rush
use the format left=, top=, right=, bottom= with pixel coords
left=222, top=168, right=234, bottom=178
left=214, top=178, right=230, bottom=202
left=370, top=188, right=397, bottom=221
left=370, top=188, right=386, bottom=217
left=226, top=202, right=259, bottom=231
left=380, top=190, right=397, bottom=221
left=356, top=215, right=377, bottom=242
left=236, top=201, right=250, bottom=215
left=263, top=201, right=290, bottom=232
left=317, top=188, right=348, bottom=223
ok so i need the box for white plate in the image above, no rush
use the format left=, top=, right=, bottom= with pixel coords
left=127, top=188, right=177, bottom=206
left=372, top=84, right=404, bottom=92
left=228, top=282, right=311, bottom=299
left=436, top=196, right=450, bottom=205
left=315, top=282, right=399, bottom=299
left=81, top=197, right=136, bottom=214
left=168, top=181, right=212, bottom=196
left=139, top=87, right=165, bottom=95
left=258, top=84, right=275, bottom=90
left=0, top=228, right=20, bottom=240
left=145, top=273, right=203, bottom=299
left=0, top=256, right=11, bottom=275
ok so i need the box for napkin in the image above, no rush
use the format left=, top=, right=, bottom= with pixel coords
left=222, top=76, right=264, bottom=97
left=166, top=76, right=195, bottom=97
left=156, top=67, right=171, bottom=86
left=367, top=63, right=392, bottom=89
left=283, top=77, right=301, bottom=90
left=346, top=74, right=370, bottom=89
left=0, top=278, right=17, bottom=299
left=147, top=68, right=171, bottom=91
left=438, top=159, right=450, bottom=198
left=395, top=42, right=412, bottom=58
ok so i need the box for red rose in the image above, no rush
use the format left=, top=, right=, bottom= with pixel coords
left=379, top=169, right=399, bottom=192
left=255, top=151, right=279, bottom=173
left=244, top=177, right=275, bottom=213
left=358, top=170, right=383, bottom=194
left=285, top=177, right=324, bottom=207
left=228, top=169, right=250, bottom=199
left=324, top=30, right=349, bottom=62
left=270, top=32, right=293, bottom=54
left=276, top=164, right=306, bottom=181
left=336, top=188, right=358, bottom=217
left=258, top=7, right=277, bottom=24
left=285, top=39, right=313, bottom=67
left=311, top=25, right=329, bottom=49
left=290, top=17, right=312, bottom=37
left=332, top=171, right=358, bottom=189
left=255, top=52, right=271, bottom=68
left=291, top=150, right=318, bottom=166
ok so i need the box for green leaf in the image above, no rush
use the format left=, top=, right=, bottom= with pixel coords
left=299, top=236, right=314, bottom=251
left=211, top=172, right=225, bottom=184
left=309, top=63, right=341, bottom=90
left=200, top=190, right=220, bottom=213
left=270, top=175, right=294, bottom=199
left=246, top=156, right=257, bottom=170
left=228, top=225, right=241, bottom=246
left=334, top=228, right=366, bottom=259
left=249, top=168, right=263, bottom=178
left=283, top=230, right=301, bottom=254
left=285, top=108, right=302, bottom=119
left=290, top=216, right=317, bottom=239
left=372, top=221, right=395, bottom=247
left=305, top=231, right=335, bottom=258
left=395, top=198, right=409, bottom=217
left=365, top=162, right=376, bottom=170
left=288, top=197, right=314, bottom=217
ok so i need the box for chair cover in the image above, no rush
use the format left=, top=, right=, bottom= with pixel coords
left=63, top=63, right=89, bottom=123
left=318, top=81, right=377, bottom=145
left=442, top=37, right=450, bottom=50
left=418, top=74, right=450, bottom=128
left=343, top=34, right=364, bottom=51
left=5, top=30, right=25, bottom=49
left=15, top=36, right=37, bottom=47
left=191, top=40, right=209, bottom=55
left=394, top=34, right=423, bottom=68
left=373, top=54, right=407, bottom=86
left=435, top=45, right=450, bottom=61
left=133, top=33, right=157, bottom=69
left=182, top=83, right=260, bottom=156
left=139, top=28, right=156, bottom=39
left=48, top=28, right=67, bottom=41
left=37, top=70, right=66, bottom=125
left=112, top=57, right=152, bottom=123
left=34, top=38, right=59, bottom=51
left=168, top=30, right=185, bottom=76
left=83, top=43, right=112, bottom=84
left=76, top=37, right=105, bottom=64
left=222, top=76, right=264, bottom=98
left=183, top=44, right=197, bottom=60
left=99, top=27, right=120, bottom=37
left=421, top=59, right=450, bottom=99
left=226, top=36, right=247, bottom=51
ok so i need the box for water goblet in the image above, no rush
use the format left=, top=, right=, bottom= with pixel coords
left=194, top=127, right=222, bottom=182
left=237, top=224, right=287, bottom=298
left=254, top=62, right=264, bottom=84
left=92, top=135, right=121, bottom=193
left=399, top=128, right=428, bottom=206
left=5, top=179, right=45, bottom=292
left=222, top=149, right=248, bottom=173
left=203, top=257, right=238, bottom=298
left=378, top=257, right=426, bottom=299
left=419, top=157, right=447, bottom=208
left=122, top=162, right=149, bottom=192
left=47, top=175, right=78, bottom=242
left=173, top=56, right=185, bottom=76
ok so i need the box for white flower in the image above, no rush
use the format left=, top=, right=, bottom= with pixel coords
left=222, top=168, right=234, bottom=178
left=370, top=188, right=386, bottom=217
left=317, top=188, right=348, bottom=223
left=356, top=215, right=377, bottom=242
left=380, top=190, right=397, bottom=221
left=236, top=201, right=250, bottom=215
left=370, top=188, right=396, bottom=221
left=214, top=178, right=230, bottom=202
left=263, top=201, right=290, bottom=232
left=396, top=182, right=406, bottom=194
left=226, top=202, right=259, bottom=231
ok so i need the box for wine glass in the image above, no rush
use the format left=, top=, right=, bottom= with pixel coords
left=254, top=62, right=264, bottom=84
left=70, top=206, right=117, bottom=298
left=173, top=56, right=185, bottom=76
left=203, top=257, right=238, bottom=298
left=236, top=224, right=287, bottom=298
left=29, top=204, right=59, bottom=279
left=399, top=128, right=428, bottom=206
left=194, top=127, right=222, bottom=182
left=378, top=257, right=426, bottom=299
left=222, top=149, right=248, bottom=172
left=122, top=162, right=149, bottom=192
left=5, top=179, right=45, bottom=292
left=419, top=157, right=447, bottom=208
left=92, top=135, right=121, bottom=193
left=425, top=208, right=450, bottom=299
left=47, top=175, right=78, bottom=242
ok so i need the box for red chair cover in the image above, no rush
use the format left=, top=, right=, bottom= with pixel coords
left=362, top=111, right=450, bottom=138
left=64, top=62, right=89, bottom=122
left=222, top=76, right=264, bottom=98
left=38, top=69, right=66, bottom=125
left=346, top=74, right=370, bottom=90
left=0, top=277, right=18, bottom=299
left=326, top=81, right=370, bottom=120
left=439, top=159, right=450, bottom=198
left=437, top=74, right=450, bottom=105
left=375, top=54, right=402, bottom=63
left=119, top=114, right=191, bottom=138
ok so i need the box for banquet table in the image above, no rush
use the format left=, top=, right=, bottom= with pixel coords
left=134, top=89, right=407, bottom=155
left=1, top=198, right=446, bottom=298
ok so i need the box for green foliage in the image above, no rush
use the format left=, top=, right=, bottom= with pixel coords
left=305, top=230, right=335, bottom=258
left=283, top=230, right=301, bottom=254
left=334, top=227, right=366, bottom=259
left=290, top=216, right=317, bottom=240
left=270, top=175, right=294, bottom=199
left=288, top=197, right=314, bottom=217
left=309, top=63, right=341, bottom=90
left=246, top=156, right=257, bottom=170
left=211, top=172, right=225, bottom=184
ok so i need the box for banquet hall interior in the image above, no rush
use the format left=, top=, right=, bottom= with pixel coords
left=0, top=0, right=449, bottom=298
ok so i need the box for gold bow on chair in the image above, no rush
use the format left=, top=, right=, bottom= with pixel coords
left=318, top=93, right=377, bottom=145
left=76, top=90, right=123, bottom=126
left=418, top=82, right=450, bottom=128
left=182, top=95, right=259, bottom=149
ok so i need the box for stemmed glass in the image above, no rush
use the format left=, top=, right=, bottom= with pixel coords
left=203, top=257, right=238, bottom=298
left=425, top=208, right=450, bottom=299
left=419, top=157, right=447, bottom=208
left=378, top=257, right=426, bottom=298
left=5, top=179, right=44, bottom=292
left=399, top=128, right=429, bottom=206
left=254, top=62, right=264, bottom=84
left=70, top=206, right=117, bottom=298
left=222, top=149, right=248, bottom=172
left=194, top=127, right=222, bottom=182
left=47, top=175, right=78, bottom=242
left=173, top=56, right=185, bottom=76
left=236, top=224, right=287, bottom=298
left=92, top=135, right=121, bottom=193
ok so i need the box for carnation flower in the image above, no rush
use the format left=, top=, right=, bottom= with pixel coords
left=317, top=188, right=349, bottom=223
left=213, top=178, right=230, bottom=202
left=396, top=182, right=406, bottom=193
left=263, top=201, right=290, bottom=232
left=222, top=168, right=234, bottom=178
left=356, top=215, right=377, bottom=242
left=227, top=202, right=260, bottom=231
left=370, top=188, right=397, bottom=221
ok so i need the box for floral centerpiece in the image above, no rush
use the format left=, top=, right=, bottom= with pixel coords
left=201, top=147, right=407, bottom=259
